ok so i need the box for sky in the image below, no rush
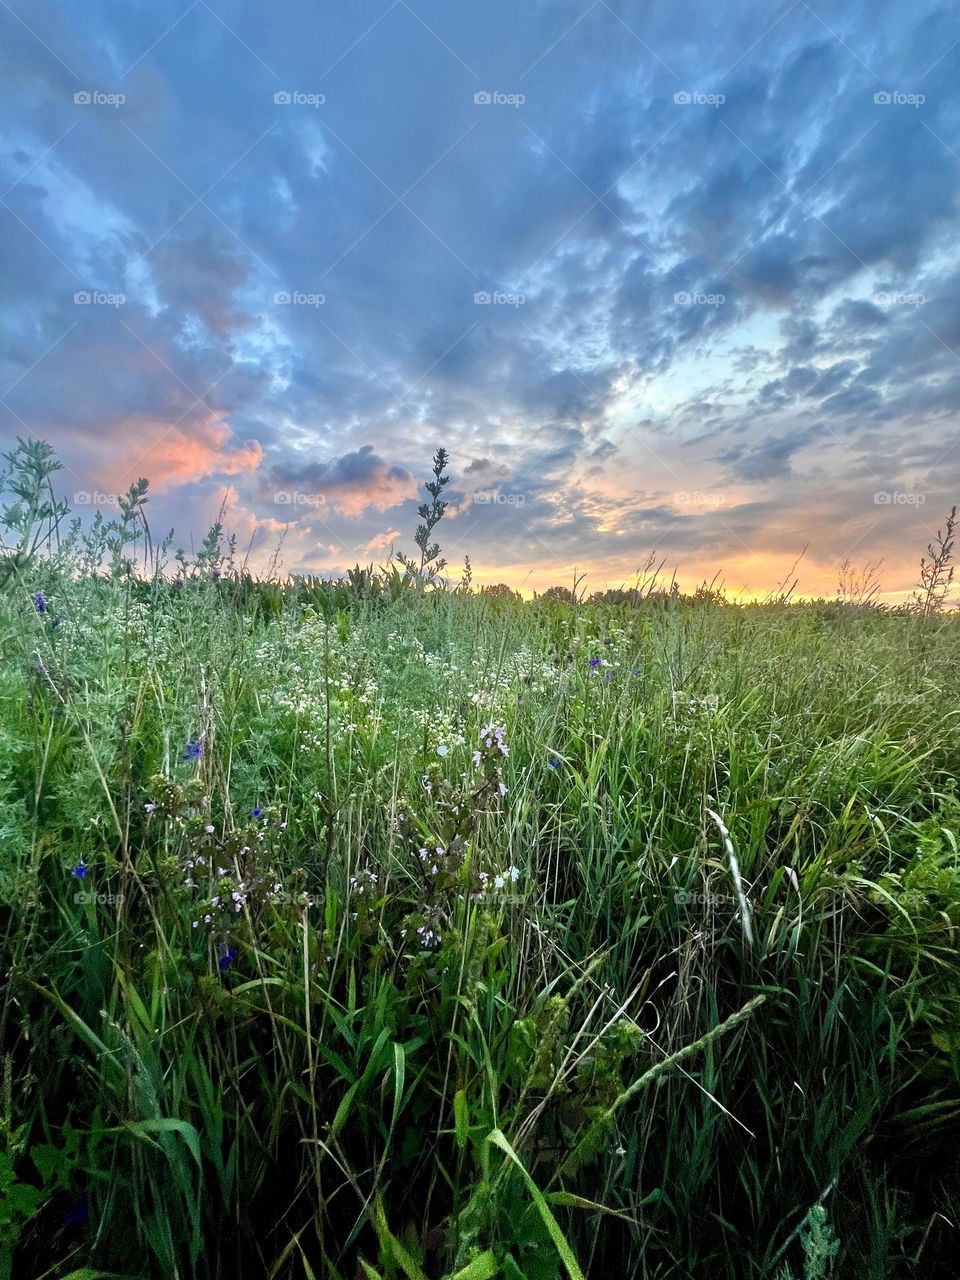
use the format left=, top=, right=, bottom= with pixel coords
left=2, top=0, right=959, bottom=598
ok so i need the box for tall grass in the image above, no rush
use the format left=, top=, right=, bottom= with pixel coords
left=1, top=499, right=959, bottom=1276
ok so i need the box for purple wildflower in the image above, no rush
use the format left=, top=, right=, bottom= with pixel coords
left=218, top=947, right=237, bottom=973
left=71, top=861, right=87, bottom=879
left=588, top=657, right=601, bottom=669
left=182, top=740, right=202, bottom=760
left=33, top=590, right=47, bottom=613
left=548, top=756, right=561, bottom=769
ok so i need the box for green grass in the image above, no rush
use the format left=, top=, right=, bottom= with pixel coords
left=2, top=560, right=960, bottom=1278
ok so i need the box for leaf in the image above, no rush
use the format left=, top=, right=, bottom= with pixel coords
left=372, top=1200, right=429, bottom=1280
left=487, top=1129, right=585, bottom=1280
left=390, top=1042, right=406, bottom=1135
left=443, top=1250, right=499, bottom=1280
left=124, top=1118, right=202, bottom=1170
left=329, top=1079, right=361, bottom=1138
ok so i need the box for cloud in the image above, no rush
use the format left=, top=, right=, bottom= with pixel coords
left=1, top=0, right=958, bottom=597
left=362, top=529, right=401, bottom=553
left=266, top=446, right=415, bottom=517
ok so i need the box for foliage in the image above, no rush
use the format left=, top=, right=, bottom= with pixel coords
left=1, top=449, right=959, bottom=1278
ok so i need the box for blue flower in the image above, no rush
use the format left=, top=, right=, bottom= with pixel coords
left=33, top=590, right=47, bottom=613
left=71, top=861, right=87, bottom=879
left=218, top=947, right=237, bottom=973
left=632, top=667, right=643, bottom=676
left=548, top=756, right=561, bottom=769
left=588, top=657, right=601, bottom=669
left=182, top=740, right=202, bottom=760
left=64, top=1196, right=88, bottom=1227
left=252, top=806, right=261, bottom=818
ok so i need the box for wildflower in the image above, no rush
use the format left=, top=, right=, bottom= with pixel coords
left=494, top=874, right=505, bottom=889
left=71, top=861, right=87, bottom=880
left=472, top=750, right=482, bottom=765
left=204, top=823, right=215, bottom=834
left=144, top=802, right=156, bottom=813
left=33, top=590, right=47, bottom=613
left=252, top=806, right=261, bottom=818
left=548, top=756, right=561, bottom=769
left=588, top=657, right=601, bottom=669
left=218, top=947, right=237, bottom=973
left=436, top=744, right=449, bottom=757
left=507, top=865, right=520, bottom=882
left=604, top=671, right=615, bottom=682
left=64, top=1197, right=88, bottom=1227
left=632, top=667, right=643, bottom=676
left=182, top=740, right=202, bottom=760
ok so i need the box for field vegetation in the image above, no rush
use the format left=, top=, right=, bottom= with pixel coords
left=1, top=440, right=958, bottom=1278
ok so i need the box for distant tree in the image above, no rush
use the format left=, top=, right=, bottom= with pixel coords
left=540, top=585, right=576, bottom=604
left=480, top=582, right=520, bottom=602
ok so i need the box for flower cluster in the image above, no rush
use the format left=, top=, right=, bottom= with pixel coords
left=349, top=868, right=379, bottom=898
left=143, top=779, right=292, bottom=970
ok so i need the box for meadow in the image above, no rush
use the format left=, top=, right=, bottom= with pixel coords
left=1, top=443, right=959, bottom=1279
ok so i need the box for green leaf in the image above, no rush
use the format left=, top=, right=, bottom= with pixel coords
left=443, top=1250, right=499, bottom=1280
left=487, top=1130, right=585, bottom=1280
left=124, top=1118, right=202, bottom=1170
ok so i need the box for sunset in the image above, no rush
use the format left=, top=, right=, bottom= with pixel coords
left=3, top=4, right=960, bottom=1278
left=4, top=2, right=959, bottom=596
